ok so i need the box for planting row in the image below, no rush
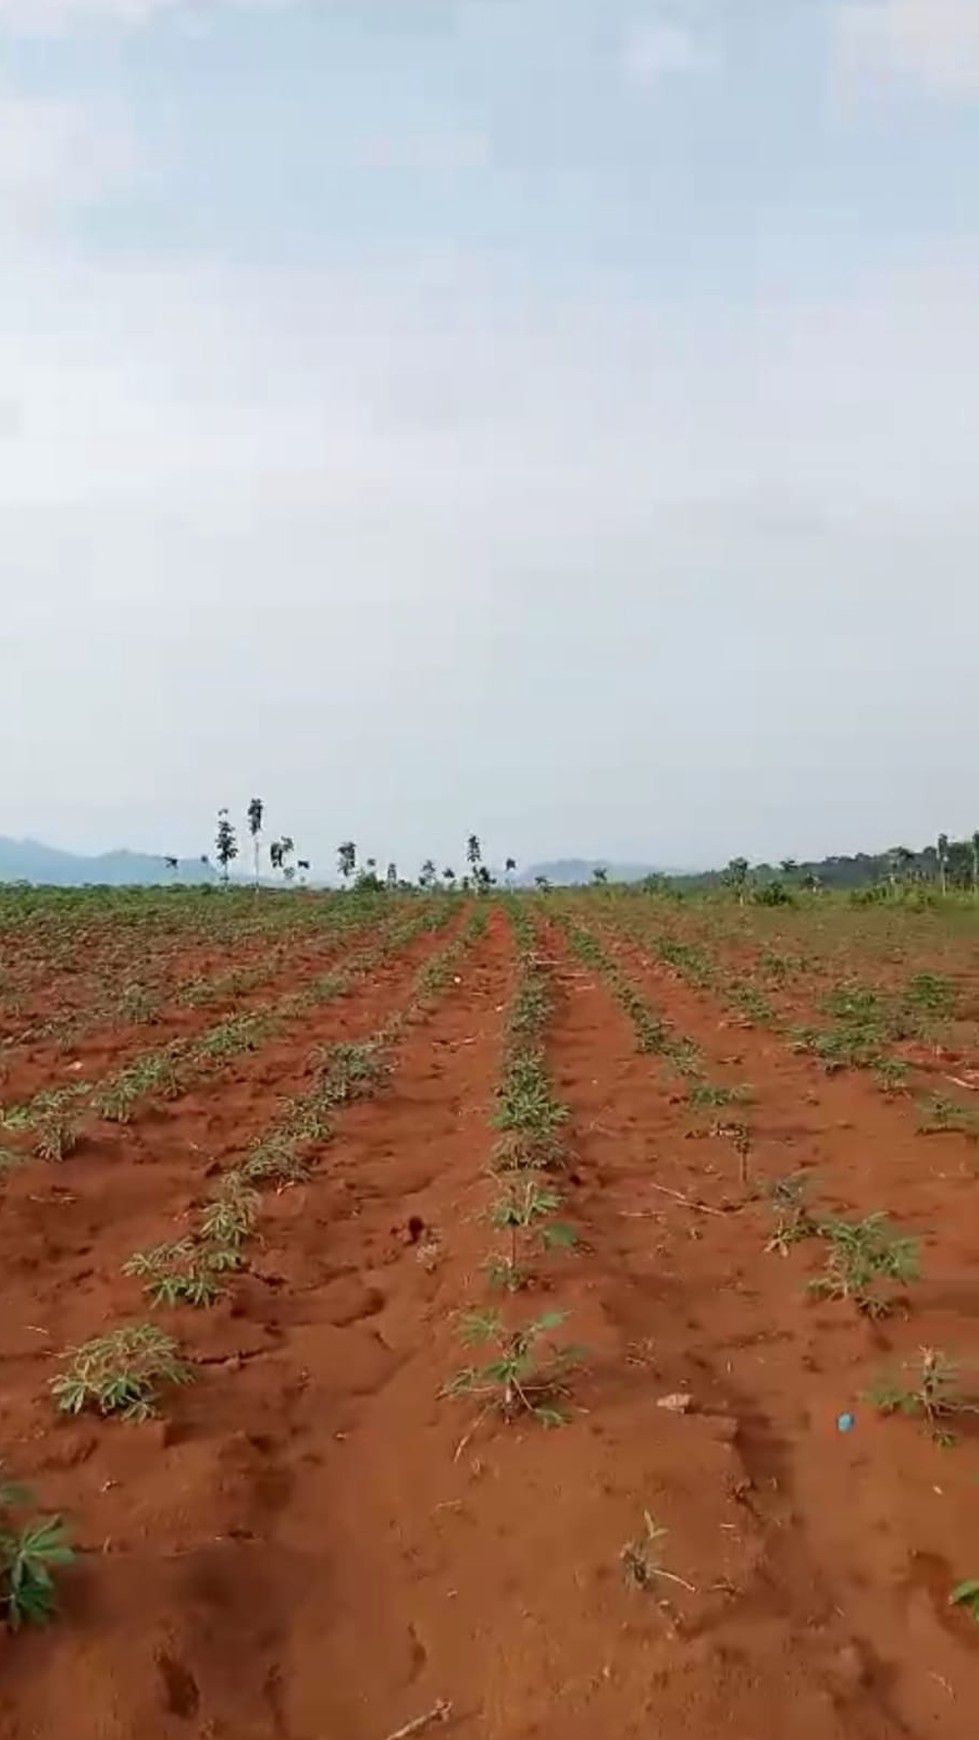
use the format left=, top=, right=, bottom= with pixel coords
left=1, top=905, right=489, bottom=1628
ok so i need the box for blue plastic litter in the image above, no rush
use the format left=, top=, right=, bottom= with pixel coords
left=837, top=1411, right=855, bottom=1433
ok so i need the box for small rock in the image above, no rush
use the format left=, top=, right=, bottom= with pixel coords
left=657, top=1393, right=693, bottom=1414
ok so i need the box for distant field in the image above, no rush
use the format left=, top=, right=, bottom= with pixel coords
left=1, top=882, right=978, bottom=1740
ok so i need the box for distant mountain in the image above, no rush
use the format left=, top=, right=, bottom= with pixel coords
left=519, top=859, right=682, bottom=887
left=0, top=837, right=217, bottom=887
left=0, top=836, right=690, bottom=892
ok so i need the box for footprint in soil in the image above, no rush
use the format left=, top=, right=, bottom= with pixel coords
left=408, top=1623, right=428, bottom=1682
left=155, top=1651, right=200, bottom=1720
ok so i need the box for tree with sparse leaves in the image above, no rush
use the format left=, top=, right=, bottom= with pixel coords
left=419, top=859, right=437, bottom=889
left=268, top=837, right=294, bottom=883
left=215, top=810, right=238, bottom=886
left=466, top=834, right=482, bottom=876
left=887, top=846, right=915, bottom=886
left=592, top=866, right=608, bottom=886
left=338, top=841, right=357, bottom=884
left=723, top=857, right=750, bottom=904
left=247, top=798, right=265, bottom=887
left=937, top=832, right=949, bottom=896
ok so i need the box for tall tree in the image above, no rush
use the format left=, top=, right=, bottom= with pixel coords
left=215, top=809, right=238, bottom=886
left=338, top=841, right=357, bottom=883
left=247, top=797, right=265, bottom=887
left=419, top=859, right=437, bottom=889
left=937, top=832, right=949, bottom=897
left=466, top=834, right=482, bottom=876
left=724, top=857, right=750, bottom=904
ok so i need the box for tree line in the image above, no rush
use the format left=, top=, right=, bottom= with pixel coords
left=165, top=809, right=519, bottom=892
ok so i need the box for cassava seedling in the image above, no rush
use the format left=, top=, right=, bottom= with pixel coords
left=492, top=1049, right=569, bottom=1171
left=904, top=972, right=956, bottom=1019
left=730, top=983, right=774, bottom=1025
left=717, top=1118, right=752, bottom=1186
left=443, top=1308, right=582, bottom=1425
left=113, top=984, right=160, bottom=1026
left=765, top=1173, right=818, bottom=1255
left=51, top=1323, right=192, bottom=1421
left=241, top=1132, right=312, bottom=1186
left=866, top=1348, right=979, bottom=1445
left=916, top=1094, right=979, bottom=1139
left=950, top=1580, right=979, bottom=1622
left=199, top=1175, right=260, bottom=1248
left=620, top=1511, right=696, bottom=1595
left=810, top=1213, right=919, bottom=1318
left=0, top=1469, right=74, bottom=1630
left=687, top=1081, right=753, bottom=1111
left=123, top=1239, right=228, bottom=1308
left=33, top=1111, right=81, bottom=1162
left=485, top=1179, right=576, bottom=1291
left=2, top=1087, right=86, bottom=1161
left=873, top=1056, right=910, bottom=1096
left=318, top=1040, right=392, bottom=1105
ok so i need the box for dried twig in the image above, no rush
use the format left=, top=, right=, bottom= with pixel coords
left=382, top=1701, right=452, bottom=1740
left=645, top=1182, right=729, bottom=1217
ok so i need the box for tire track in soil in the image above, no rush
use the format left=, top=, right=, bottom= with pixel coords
left=0, top=907, right=508, bottom=1740
left=554, top=916, right=979, bottom=1738
left=0, top=913, right=464, bottom=1463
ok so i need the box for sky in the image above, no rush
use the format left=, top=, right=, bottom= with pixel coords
left=2, top=0, right=978, bottom=875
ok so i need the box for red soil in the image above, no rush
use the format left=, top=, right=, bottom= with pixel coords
left=0, top=912, right=382, bottom=1109
left=0, top=920, right=270, bottom=1045
left=1, top=905, right=978, bottom=1738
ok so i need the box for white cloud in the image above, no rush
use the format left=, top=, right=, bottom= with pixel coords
left=0, top=93, right=137, bottom=224
left=622, top=17, right=712, bottom=83
left=3, top=246, right=978, bottom=516
left=835, top=0, right=979, bottom=97
left=2, top=234, right=978, bottom=866
left=0, top=0, right=291, bottom=34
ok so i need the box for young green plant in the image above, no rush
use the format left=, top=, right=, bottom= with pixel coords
left=485, top=1178, right=576, bottom=1292
left=51, top=1324, right=192, bottom=1421
left=443, top=1308, right=582, bottom=1426
left=0, top=1469, right=74, bottom=1630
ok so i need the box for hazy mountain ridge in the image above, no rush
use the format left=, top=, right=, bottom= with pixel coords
left=517, top=860, right=682, bottom=886
left=0, top=838, right=684, bottom=889
left=0, top=837, right=217, bottom=887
